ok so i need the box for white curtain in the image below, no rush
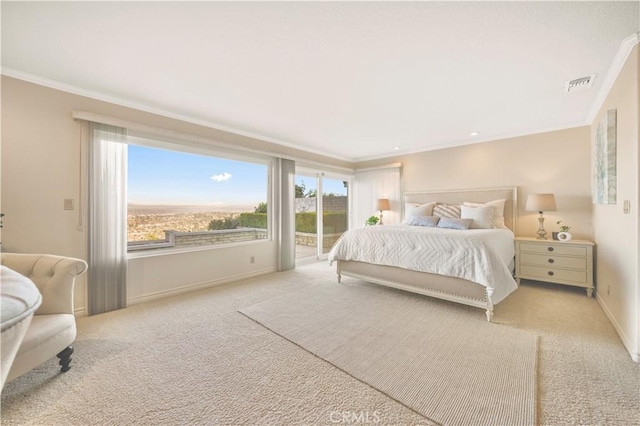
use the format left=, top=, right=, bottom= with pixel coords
left=277, top=158, right=296, bottom=271
left=353, top=165, right=402, bottom=228
left=86, top=122, right=128, bottom=315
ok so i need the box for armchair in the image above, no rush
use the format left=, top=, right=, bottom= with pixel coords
left=0, top=253, right=87, bottom=384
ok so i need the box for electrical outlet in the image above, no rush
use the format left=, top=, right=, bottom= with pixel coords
left=250, top=256, right=255, bottom=264
left=64, top=199, right=74, bottom=211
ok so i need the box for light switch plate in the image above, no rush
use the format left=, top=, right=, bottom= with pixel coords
left=623, top=200, right=630, bottom=214
left=64, top=199, right=74, bottom=211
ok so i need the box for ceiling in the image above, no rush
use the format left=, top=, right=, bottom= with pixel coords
left=2, top=2, right=639, bottom=162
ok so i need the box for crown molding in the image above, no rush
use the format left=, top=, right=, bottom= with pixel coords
left=355, top=162, right=403, bottom=172
left=586, top=31, right=640, bottom=124
left=0, top=67, right=353, bottom=164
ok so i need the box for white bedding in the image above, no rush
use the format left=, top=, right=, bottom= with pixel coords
left=328, top=224, right=517, bottom=304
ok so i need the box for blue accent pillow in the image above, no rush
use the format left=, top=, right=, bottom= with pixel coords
left=406, top=215, right=440, bottom=227
left=437, top=217, right=473, bottom=230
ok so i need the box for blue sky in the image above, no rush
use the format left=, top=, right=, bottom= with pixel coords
left=128, top=145, right=348, bottom=208
left=128, top=145, right=268, bottom=208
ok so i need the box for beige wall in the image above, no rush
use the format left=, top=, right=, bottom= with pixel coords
left=590, top=45, right=639, bottom=361
left=0, top=76, right=351, bottom=313
left=356, top=126, right=593, bottom=240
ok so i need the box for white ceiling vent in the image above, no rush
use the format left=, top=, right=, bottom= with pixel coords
left=564, top=75, right=595, bottom=93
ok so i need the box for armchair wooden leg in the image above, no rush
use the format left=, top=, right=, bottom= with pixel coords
left=57, top=345, right=74, bottom=373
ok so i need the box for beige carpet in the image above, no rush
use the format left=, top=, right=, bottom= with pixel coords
left=1, top=261, right=638, bottom=425
left=240, top=282, right=538, bottom=426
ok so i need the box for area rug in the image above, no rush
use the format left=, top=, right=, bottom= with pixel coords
left=240, top=280, right=538, bottom=426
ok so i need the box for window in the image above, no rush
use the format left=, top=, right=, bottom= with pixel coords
left=127, top=143, right=270, bottom=252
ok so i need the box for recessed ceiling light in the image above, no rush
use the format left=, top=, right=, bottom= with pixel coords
left=470, top=132, right=479, bottom=136
left=394, top=146, right=400, bottom=150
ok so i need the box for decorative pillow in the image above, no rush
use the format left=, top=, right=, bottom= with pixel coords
left=463, top=199, right=507, bottom=229
left=433, top=204, right=461, bottom=219
left=406, top=215, right=440, bottom=227
left=460, top=205, right=495, bottom=229
left=436, top=217, right=473, bottom=230
left=403, top=202, right=436, bottom=224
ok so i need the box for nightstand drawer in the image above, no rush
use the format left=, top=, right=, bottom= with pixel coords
left=520, top=265, right=588, bottom=284
left=519, top=243, right=587, bottom=257
left=519, top=253, right=587, bottom=269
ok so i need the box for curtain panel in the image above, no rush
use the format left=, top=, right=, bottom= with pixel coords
left=353, top=165, right=402, bottom=228
left=277, top=158, right=296, bottom=271
left=85, top=122, right=128, bottom=315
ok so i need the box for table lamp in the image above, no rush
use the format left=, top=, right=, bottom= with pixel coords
left=525, top=193, right=557, bottom=240
left=376, top=198, right=390, bottom=225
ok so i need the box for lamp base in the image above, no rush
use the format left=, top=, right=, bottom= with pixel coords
left=536, top=215, right=547, bottom=240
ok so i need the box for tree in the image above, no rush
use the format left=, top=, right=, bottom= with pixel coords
left=254, top=202, right=267, bottom=213
left=144, top=232, right=162, bottom=241
left=295, top=182, right=306, bottom=198
left=208, top=216, right=239, bottom=230
left=295, top=180, right=316, bottom=198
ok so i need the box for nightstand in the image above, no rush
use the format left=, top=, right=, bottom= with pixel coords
left=515, top=237, right=595, bottom=297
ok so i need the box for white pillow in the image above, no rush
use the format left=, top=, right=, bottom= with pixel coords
left=463, top=199, right=507, bottom=229
left=460, top=205, right=495, bottom=229
left=403, top=202, right=436, bottom=224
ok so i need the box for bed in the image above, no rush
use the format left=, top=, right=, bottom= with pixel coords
left=328, top=187, right=518, bottom=322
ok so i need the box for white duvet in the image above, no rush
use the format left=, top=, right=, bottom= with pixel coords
left=328, top=224, right=517, bottom=304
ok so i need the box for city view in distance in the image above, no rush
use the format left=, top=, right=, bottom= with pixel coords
left=127, top=204, right=257, bottom=242
left=127, top=144, right=268, bottom=242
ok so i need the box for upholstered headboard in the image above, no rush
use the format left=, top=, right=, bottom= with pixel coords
left=403, top=187, right=518, bottom=232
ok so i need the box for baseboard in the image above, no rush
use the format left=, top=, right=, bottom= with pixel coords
left=127, top=267, right=277, bottom=306
left=74, top=307, right=87, bottom=317
left=596, top=293, right=639, bottom=363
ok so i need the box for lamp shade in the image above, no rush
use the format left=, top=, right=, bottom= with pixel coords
left=525, top=194, right=557, bottom=212
left=376, top=198, right=390, bottom=211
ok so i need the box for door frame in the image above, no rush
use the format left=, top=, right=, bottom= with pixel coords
left=295, top=167, right=353, bottom=264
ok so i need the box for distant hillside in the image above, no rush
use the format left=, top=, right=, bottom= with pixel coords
left=128, top=204, right=255, bottom=215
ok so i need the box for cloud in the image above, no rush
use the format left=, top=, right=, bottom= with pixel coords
left=210, top=172, right=232, bottom=182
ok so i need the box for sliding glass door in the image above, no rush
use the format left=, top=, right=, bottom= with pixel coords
left=295, top=174, right=318, bottom=261
left=321, top=177, right=348, bottom=255
left=295, top=170, right=351, bottom=263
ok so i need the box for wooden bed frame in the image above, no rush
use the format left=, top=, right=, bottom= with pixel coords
left=336, top=187, right=518, bottom=322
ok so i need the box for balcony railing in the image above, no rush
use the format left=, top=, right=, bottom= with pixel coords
left=128, top=228, right=268, bottom=252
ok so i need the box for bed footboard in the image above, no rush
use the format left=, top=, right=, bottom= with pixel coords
left=336, top=260, right=494, bottom=322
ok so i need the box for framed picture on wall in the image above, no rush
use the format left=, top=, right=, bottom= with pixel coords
left=593, top=109, right=617, bottom=204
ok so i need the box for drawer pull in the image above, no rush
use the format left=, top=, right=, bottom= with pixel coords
left=547, top=247, right=554, bottom=252
left=548, top=259, right=555, bottom=264
left=548, top=271, right=554, bottom=276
